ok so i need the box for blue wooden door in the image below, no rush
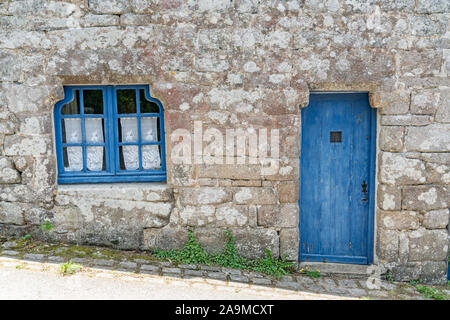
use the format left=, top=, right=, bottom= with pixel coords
left=299, top=93, right=376, bottom=264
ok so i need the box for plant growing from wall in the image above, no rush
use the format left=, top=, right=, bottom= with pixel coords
left=154, top=230, right=209, bottom=265
left=21, top=234, right=31, bottom=241
left=39, top=221, right=54, bottom=232
left=211, top=230, right=248, bottom=269
left=154, top=229, right=294, bottom=279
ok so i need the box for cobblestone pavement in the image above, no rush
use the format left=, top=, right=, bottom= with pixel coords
left=0, top=242, right=448, bottom=300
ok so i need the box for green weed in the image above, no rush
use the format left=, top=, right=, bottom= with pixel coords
left=385, top=270, right=394, bottom=283
left=154, top=229, right=294, bottom=279
left=21, top=234, right=31, bottom=240
left=39, top=221, right=54, bottom=232
left=60, top=262, right=82, bottom=275
left=415, top=285, right=447, bottom=300
left=299, top=267, right=321, bottom=278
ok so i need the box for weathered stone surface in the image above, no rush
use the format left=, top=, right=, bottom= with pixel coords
left=409, top=229, right=448, bottom=261
left=0, top=184, right=52, bottom=204
left=233, top=187, right=277, bottom=205
left=425, top=162, right=450, bottom=184
left=422, top=209, right=449, bottom=229
left=398, top=50, right=442, bottom=77
left=409, top=15, right=446, bottom=37
left=179, top=187, right=232, bottom=206
left=375, top=90, right=410, bottom=115
left=379, top=127, right=404, bottom=152
left=416, top=0, right=449, bottom=14
left=377, top=229, right=399, bottom=262
left=7, top=0, right=80, bottom=17
left=390, top=262, right=422, bottom=282
left=377, top=184, right=401, bottom=211
left=381, top=115, right=433, bottom=126
left=23, top=207, right=53, bottom=226
left=420, top=261, right=448, bottom=285
left=179, top=204, right=256, bottom=227
left=193, top=228, right=229, bottom=255
left=81, top=14, right=120, bottom=27
left=402, top=186, right=448, bottom=211
left=405, top=124, right=450, bottom=152
left=215, top=205, right=256, bottom=227
left=4, top=135, right=50, bottom=156
left=88, top=0, right=131, bottom=14
left=379, top=152, right=426, bottom=185
left=143, top=225, right=189, bottom=251
left=146, top=226, right=279, bottom=259
left=0, top=157, right=21, bottom=184
left=198, top=164, right=262, bottom=180
left=279, top=228, right=299, bottom=261
left=378, top=210, right=420, bottom=230
left=0, top=201, right=24, bottom=225
left=257, top=204, right=299, bottom=228
left=120, top=14, right=152, bottom=26
left=276, top=181, right=299, bottom=203
left=410, top=89, right=440, bottom=115
left=51, top=184, right=174, bottom=248
left=56, top=183, right=173, bottom=202
left=232, top=228, right=279, bottom=259
left=435, top=88, right=450, bottom=123
left=380, top=0, right=415, bottom=11
left=23, top=253, right=45, bottom=261
left=411, top=152, right=450, bottom=165
left=178, top=205, right=215, bottom=227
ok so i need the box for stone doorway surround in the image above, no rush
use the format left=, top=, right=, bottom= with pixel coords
left=299, top=81, right=449, bottom=284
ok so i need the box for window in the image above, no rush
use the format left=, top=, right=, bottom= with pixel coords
left=54, top=85, right=166, bottom=183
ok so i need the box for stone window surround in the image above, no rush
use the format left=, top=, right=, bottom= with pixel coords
left=46, top=76, right=390, bottom=267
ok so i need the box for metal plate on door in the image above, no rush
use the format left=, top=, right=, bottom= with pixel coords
left=330, top=131, right=342, bottom=143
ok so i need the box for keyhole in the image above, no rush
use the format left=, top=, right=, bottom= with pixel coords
left=361, top=180, right=368, bottom=202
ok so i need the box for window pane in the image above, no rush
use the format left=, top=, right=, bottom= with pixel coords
left=63, top=146, right=83, bottom=171
left=87, top=146, right=105, bottom=171
left=61, top=90, right=80, bottom=115
left=85, top=118, right=104, bottom=143
left=141, top=117, right=159, bottom=142
left=62, top=118, right=82, bottom=143
left=140, top=89, right=159, bottom=113
left=117, top=89, right=137, bottom=114
left=142, top=145, right=161, bottom=170
left=120, top=145, right=139, bottom=170
left=119, top=117, right=138, bottom=143
left=83, top=90, right=103, bottom=114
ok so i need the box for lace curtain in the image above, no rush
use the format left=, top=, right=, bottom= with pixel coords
left=64, top=118, right=104, bottom=171
left=120, top=117, right=161, bottom=170
left=85, top=118, right=104, bottom=171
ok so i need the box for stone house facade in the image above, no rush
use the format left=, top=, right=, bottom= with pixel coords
left=0, top=0, right=448, bottom=284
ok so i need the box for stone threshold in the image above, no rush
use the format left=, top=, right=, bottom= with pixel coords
left=297, top=262, right=372, bottom=279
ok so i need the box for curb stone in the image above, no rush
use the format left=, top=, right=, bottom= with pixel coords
left=0, top=246, right=447, bottom=300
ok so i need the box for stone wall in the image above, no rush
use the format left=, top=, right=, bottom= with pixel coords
left=0, top=0, right=448, bottom=283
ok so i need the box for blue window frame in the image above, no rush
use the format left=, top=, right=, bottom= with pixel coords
left=54, top=85, right=166, bottom=184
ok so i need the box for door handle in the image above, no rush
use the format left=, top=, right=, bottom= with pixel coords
left=361, top=180, right=368, bottom=202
